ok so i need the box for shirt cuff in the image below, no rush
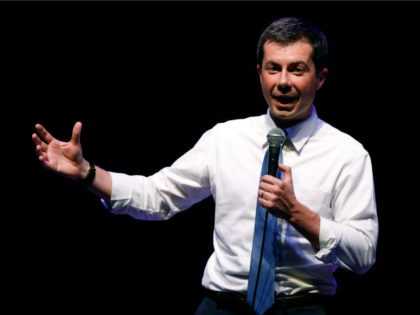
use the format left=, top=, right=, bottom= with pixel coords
left=315, top=217, right=343, bottom=263
left=100, top=171, right=134, bottom=213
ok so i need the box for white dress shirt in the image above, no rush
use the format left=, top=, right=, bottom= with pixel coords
left=106, top=106, right=378, bottom=296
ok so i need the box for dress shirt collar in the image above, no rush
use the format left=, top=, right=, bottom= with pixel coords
left=263, top=105, right=319, bottom=153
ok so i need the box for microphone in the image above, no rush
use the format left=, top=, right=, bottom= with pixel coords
left=248, top=127, right=286, bottom=308
left=266, top=128, right=286, bottom=176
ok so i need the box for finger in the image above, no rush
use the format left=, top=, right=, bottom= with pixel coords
left=32, top=131, right=50, bottom=163
left=35, top=140, right=48, bottom=156
left=278, top=163, right=292, bottom=182
left=258, top=190, right=268, bottom=206
left=259, top=186, right=275, bottom=200
left=259, top=180, right=271, bottom=191
left=71, top=121, right=82, bottom=145
left=32, top=133, right=48, bottom=151
left=260, top=174, right=278, bottom=185
left=35, top=123, right=54, bottom=144
left=32, top=132, right=41, bottom=146
left=34, top=142, right=49, bottom=163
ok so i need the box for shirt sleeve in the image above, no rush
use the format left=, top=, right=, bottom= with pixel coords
left=102, top=128, right=214, bottom=221
left=315, top=153, right=378, bottom=274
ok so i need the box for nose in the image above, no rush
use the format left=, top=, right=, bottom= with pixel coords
left=276, top=71, right=292, bottom=92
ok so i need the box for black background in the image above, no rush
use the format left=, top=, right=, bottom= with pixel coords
left=5, top=1, right=418, bottom=314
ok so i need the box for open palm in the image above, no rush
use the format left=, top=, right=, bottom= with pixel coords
left=32, top=122, right=85, bottom=181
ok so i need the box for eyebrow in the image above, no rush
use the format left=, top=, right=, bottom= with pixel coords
left=265, top=60, right=309, bottom=68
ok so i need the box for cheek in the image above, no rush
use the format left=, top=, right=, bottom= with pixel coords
left=296, top=79, right=318, bottom=95
left=260, top=76, right=276, bottom=90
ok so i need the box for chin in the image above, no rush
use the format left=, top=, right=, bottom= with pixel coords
left=271, top=105, right=294, bottom=116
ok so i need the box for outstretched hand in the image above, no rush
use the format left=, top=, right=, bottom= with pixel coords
left=32, top=121, right=86, bottom=181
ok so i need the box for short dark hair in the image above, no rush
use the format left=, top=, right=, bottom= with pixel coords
left=256, top=17, right=328, bottom=76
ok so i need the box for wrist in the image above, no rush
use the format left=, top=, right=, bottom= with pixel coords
left=81, top=160, right=96, bottom=186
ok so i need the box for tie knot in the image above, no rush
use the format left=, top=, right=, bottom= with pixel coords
left=283, top=136, right=296, bottom=152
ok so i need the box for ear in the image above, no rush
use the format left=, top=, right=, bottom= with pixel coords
left=256, top=64, right=262, bottom=77
left=316, top=68, right=328, bottom=91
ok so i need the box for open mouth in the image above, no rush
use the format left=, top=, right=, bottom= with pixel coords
left=273, top=95, right=298, bottom=106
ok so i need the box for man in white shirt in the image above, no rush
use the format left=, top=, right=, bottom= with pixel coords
left=32, top=16, right=378, bottom=315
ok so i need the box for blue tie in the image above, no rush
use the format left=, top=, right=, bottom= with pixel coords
left=246, top=147, right=283, bottom=315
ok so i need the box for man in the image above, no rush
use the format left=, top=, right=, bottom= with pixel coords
left=32, top=17, right=378, bottom=315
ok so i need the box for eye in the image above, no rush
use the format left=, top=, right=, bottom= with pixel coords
left=292, top=67, right=305, bottom=75
left=289, top=63, right=308, bottom=76
left=266, top=64, right=281, bottom=74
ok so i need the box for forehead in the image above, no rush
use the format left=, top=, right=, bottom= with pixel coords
left=263, top=41, right=314, bottom=63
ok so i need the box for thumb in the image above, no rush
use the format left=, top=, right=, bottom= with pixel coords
left=278, top=163, right=292, bottom=182
left=71, top=121, right=82, bottom=145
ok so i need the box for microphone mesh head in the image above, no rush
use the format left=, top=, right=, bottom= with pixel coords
left=267, top=128, right=286, bottom=146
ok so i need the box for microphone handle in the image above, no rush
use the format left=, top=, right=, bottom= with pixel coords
left=268, top=145, right=281, bottom=177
